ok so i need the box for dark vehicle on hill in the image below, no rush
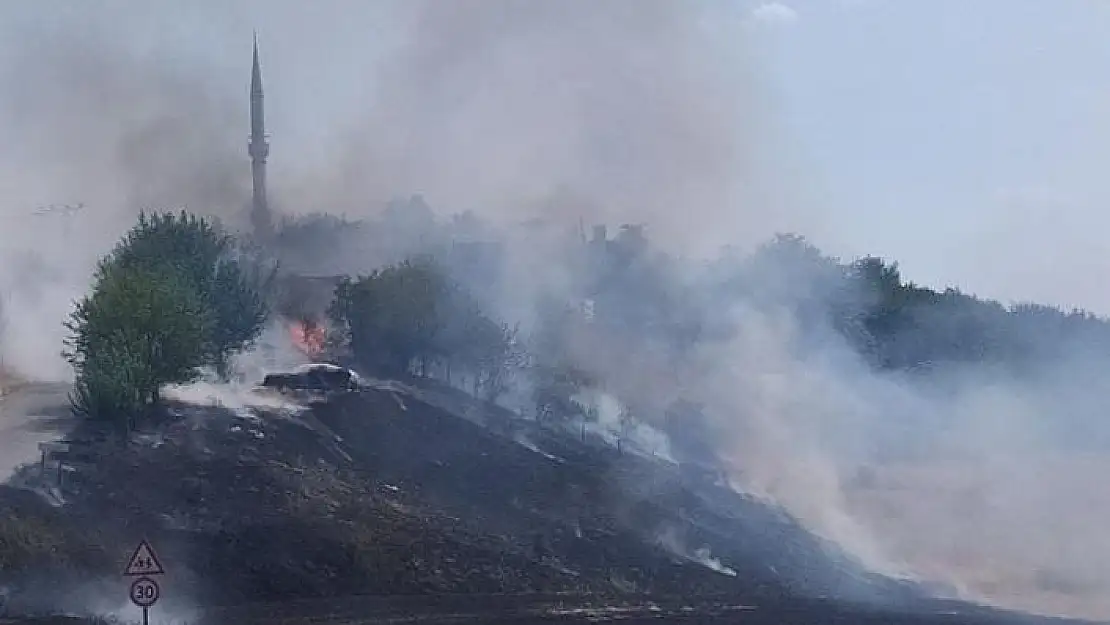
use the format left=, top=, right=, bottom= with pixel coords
left=261, top=363, right=363, bottom=394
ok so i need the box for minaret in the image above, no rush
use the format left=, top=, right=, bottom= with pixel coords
left=248, top=32, right=272, bottom=239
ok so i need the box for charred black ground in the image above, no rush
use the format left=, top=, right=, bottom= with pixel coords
left=0, top=379, right=1097, bottom=624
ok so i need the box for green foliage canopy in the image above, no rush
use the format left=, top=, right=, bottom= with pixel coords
left=329, top=257, right=521, bottom=398
left=64, top=210, right=268, bottom=430
left=100, top=210, right=270, bottom=376
left=330, top=257, right=448, bottom=376
left=64, top=264, right=209, bottom=427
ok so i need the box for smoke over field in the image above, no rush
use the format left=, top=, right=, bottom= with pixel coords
left=0, top=1, right=1107, bottom=620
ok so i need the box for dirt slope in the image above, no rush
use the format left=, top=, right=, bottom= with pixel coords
left=0, top=380, right=1095, bottom=625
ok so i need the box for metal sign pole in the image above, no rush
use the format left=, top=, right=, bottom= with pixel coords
left=142, top=606, right=149, bottom=625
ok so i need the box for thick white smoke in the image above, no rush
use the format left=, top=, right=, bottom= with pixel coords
left=277, top=0, right=816, bottom=255
left=0, top=22, right=248, bottom=381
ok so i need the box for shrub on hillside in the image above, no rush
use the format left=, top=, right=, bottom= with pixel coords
left=64, top=264, right=209, bottom=428
left=63, top=211, right=269, bottom=430
left=329, top=257, right=521, bottom=396
left=101, top=210, right=271, bottom=377
left=329, top=257, right=448, bottom=377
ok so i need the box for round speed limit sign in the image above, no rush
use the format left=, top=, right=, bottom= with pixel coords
left=129, top=576, right=160, bottom=608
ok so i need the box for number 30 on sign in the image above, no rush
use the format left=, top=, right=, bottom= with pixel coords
left=130, top=577, right=160, bottom=608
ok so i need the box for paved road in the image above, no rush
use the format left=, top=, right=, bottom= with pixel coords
left=0, top=381, right=72, bottom=478
left=182, top=594, right=1097, bottom=625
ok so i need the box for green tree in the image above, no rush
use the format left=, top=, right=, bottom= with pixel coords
left=462, top=315, right=525, bottom=402
left=431, top=288, right=524, bottom=401
left=64, top=264, right=209, bottom=430
left=329, top=257, right=449, bottom=377
left=101, top=210, right=269, bottom=377
left=531, top=364, right=592, bottom=427
left=526, top=302, right=595, bottom=426
left=329, top=257, right=525, bottom=397
left=207, top=259, right=270, bottom=377
left=63, top=210, right=267, bottom=431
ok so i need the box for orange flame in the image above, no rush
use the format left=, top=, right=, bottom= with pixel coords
left=289, top=319, right=327, bottom=358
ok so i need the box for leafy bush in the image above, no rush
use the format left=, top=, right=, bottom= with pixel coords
left=330, top=257, right=448, bottom=377
left=329, top=257, right=522, bottom=397
left=100, top=210, right=270, bottom=377
left=64, top=264, right=209, bottom=428
left=63, top=211, right=268, bottom=430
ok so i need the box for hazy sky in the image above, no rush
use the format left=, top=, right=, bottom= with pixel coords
left=2, top=0, right=1110, bottom=312
left=757, top=0, right=1110, bottom=312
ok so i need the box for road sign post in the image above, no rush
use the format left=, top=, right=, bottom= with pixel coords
left=124, top=539, right=165, bottom=624
left=129, top=577, right=159, bottom=625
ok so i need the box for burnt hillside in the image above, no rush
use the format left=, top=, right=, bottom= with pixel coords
left=0, top=380, right=1094, bottom=624
left=313, top=379, right=919, bottom=603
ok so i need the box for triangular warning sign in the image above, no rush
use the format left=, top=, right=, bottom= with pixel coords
left=124, top=539, right=165, bottom=576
